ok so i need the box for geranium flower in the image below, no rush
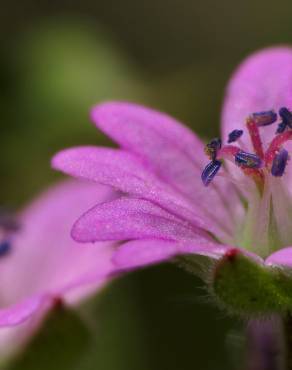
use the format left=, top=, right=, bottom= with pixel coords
left=0, top=180, right=116, bottom=358
left=52, top=47, right=292, bottom=316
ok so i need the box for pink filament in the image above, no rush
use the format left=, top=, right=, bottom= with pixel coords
left=246, top=118, right=265, bottom=159
left=265, top=131, right=292, bottom=166
left=217, top=145, right=264, bottom=187
left=217, top=145, right=240, bottom=160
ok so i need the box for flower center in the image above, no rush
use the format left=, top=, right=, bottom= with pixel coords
left=202, top=108, right=292, bottom=257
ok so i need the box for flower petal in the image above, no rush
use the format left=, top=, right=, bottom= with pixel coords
left=112, top=239, right=232, bottom=271
left=91, top=101, right=204, bottom=195
left=91, top=101, right=244, bottom=238
left=265, top=247, right=292, bottom=267
left=0, top=295, right=51, bottom=327
left=0, top=180, right=116, bottom=308
left=0, top=295, right=55, bottom=360
left=222, top=47, right=292, bottom=148
left=51, top=146, right=220, bottom=234
left=72, top=197, right=204, bottom=243
left=53, top=147, right=239, bottom=240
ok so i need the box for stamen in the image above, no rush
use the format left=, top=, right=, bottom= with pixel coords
left=241, top=168, right=264, bottom=190
left=228, top=129, right=243, bottom=143
left=251, top=110, right=277, bottom=126
left=265, top=130, right=292, bottom=166
left=201, top=160, right=222, bottom=187
left=217, top=145, right=240, bottom=161
left=276, top=121, right=287, bottom=134
left=271, top=149, right=289, bottom=177
left=235, top=151, right=262, bottom=169
left=204, top=138, right=222, bottom=160
left=217, top=145, right=263, bottom=187
left=276, top=107, right=292, bottom=134
left=0, top=240, right=11, bottom=257
left=246, top=118, right=265, bottom=159
left=279, top=107, right=292, bottom=127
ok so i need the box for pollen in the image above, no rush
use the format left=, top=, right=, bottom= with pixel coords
left=204, top=138, right=222, bottom=160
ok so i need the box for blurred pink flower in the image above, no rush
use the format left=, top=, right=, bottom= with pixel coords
left=52, top=47, right=292, bottom=277
left=0, top=180, right=116, bottom=358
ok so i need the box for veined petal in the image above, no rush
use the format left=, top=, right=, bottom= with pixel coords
left=112, top=239, right=232, bottom=271
left=91, top=101, right=204, bottom=195
left=91, top=102, right=244, bottom=238
left=265, top=247, right=292, bottom=267
left=51, top=146, right=226, bottom=237
left=72, top=197, right=203, bottom=243
left=222, top=47, right=292, bottom=149
left=52, top=147, right=239, bottom=241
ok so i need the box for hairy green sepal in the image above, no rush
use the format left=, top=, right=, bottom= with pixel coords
left=212, top=250, right=292, bottom=316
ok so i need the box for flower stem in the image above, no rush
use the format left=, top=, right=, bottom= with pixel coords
left=246, top=316, right=285, bottom=370
left=283, top=315, right=292, bottom=370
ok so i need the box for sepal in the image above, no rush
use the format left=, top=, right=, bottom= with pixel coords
left=210, top=249, right=292, bottom=317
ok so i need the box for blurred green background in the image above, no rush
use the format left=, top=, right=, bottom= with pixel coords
left=1, top=0, right=291, bottom=368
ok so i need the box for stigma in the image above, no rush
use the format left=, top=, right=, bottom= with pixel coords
left=202, top=107, right=292, bottom=187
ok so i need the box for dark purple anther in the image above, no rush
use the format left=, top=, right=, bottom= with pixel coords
left=276, top=107, right=292, bottom=134
left=201, top=160, right=222, bottom=186
left=276, top=121, right=287, bottom=134
left=227, top=129, right=243, bottom=143
left=0, top=240, right=11, bottom=257
left=279, top=107, right=292, bottom=127
left=235, top=151, right=262, bottom=169
left=251, top=110, right=277, bottom=126
left=204, top=138, right=222, bottom=160
left=271, top=148, right=289, bottom=177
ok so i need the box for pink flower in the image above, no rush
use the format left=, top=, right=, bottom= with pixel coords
left=0, top=180, right=116, bottom=358
left=52, top=47, right=292, bottom=315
